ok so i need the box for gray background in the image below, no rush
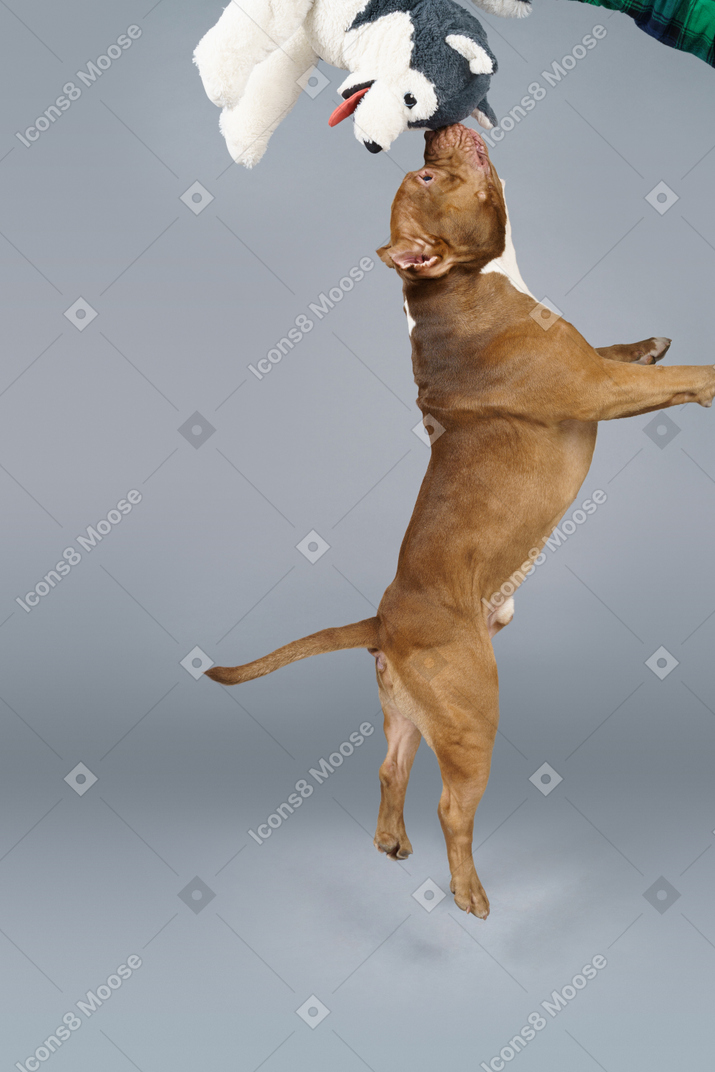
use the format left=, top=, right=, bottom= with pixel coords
left=1, top=1, right=714, bottom=1069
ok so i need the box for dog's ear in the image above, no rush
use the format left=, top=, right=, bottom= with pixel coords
left=376, top=244, right=396, bottom=268
left=377, top=239, right=454, bottom=277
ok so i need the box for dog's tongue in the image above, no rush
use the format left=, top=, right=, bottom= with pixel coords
left=328, top=87, right=370, bottom=127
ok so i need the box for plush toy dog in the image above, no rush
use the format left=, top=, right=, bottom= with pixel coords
left=194, top=0, right=531, bottom=167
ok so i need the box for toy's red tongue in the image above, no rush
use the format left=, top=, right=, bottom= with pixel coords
left=328, top=86, right=370, bottom=127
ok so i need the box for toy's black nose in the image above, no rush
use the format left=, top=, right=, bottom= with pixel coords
left=364, top=141, right=383, bottom=154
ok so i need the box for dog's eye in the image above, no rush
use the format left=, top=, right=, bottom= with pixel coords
left=404, top=93, right=417, bottom=108
left=420, top=173, right=433, bottom=184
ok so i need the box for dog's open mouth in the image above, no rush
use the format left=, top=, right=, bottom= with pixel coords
left=328, top=81, right=374, bottom=127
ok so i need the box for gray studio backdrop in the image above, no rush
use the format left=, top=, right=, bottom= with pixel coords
left=1, top=1, right=714, bottom=1070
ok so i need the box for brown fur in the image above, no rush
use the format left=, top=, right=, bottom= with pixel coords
left=207, top=125, right=715, bottom=917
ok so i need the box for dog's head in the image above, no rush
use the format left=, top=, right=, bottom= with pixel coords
left=377, top=124, right=507, bottom=279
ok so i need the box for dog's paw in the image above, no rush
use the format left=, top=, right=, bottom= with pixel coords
left=374, top=830, right=413, bottom=860
left=697, top=366, right=715, bottom=407
left=634, top=337, right=671, bottom=365
left=451, top=871, right=490, bottom=919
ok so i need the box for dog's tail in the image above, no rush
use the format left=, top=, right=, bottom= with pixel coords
left=204, top=617, right=380, bottom=686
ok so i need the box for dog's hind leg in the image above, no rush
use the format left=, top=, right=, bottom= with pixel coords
left=391, top=641, right=500, bottom=918
left=374, top=683, right=422, bottom=860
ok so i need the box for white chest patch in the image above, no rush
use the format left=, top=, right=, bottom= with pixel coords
left=404, top=299, right=416, bottom=336
left=482, top=184, right=535, bottom=298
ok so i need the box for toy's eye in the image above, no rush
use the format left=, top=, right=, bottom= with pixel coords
left=404, top=93, right=417, bottom=108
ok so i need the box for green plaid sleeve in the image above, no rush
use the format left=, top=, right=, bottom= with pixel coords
left=572, top=0, right=715, bottom=66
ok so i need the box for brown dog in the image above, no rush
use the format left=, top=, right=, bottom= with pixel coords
left=207, top=124, right=715, bottom=918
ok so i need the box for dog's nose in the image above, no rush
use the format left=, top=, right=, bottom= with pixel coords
left=364, top=141, right=383, bottom=154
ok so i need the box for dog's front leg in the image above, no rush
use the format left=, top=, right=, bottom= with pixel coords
left=566, top=360, right=715, bottom=421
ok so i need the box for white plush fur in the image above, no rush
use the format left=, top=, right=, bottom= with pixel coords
left=194, top=0, right=314, bottom=110
left=445, top=34, right=494, bottom=74
left=472, top=106, right=494, bottom=130
left=471, top=0, right=532, bottom=17
left=219, top=26, right=316, bottom=168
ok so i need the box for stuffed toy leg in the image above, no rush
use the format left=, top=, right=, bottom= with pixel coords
left=220, top=26, right=317, bottom=168
left=194, top=0, right=313, bottom=110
